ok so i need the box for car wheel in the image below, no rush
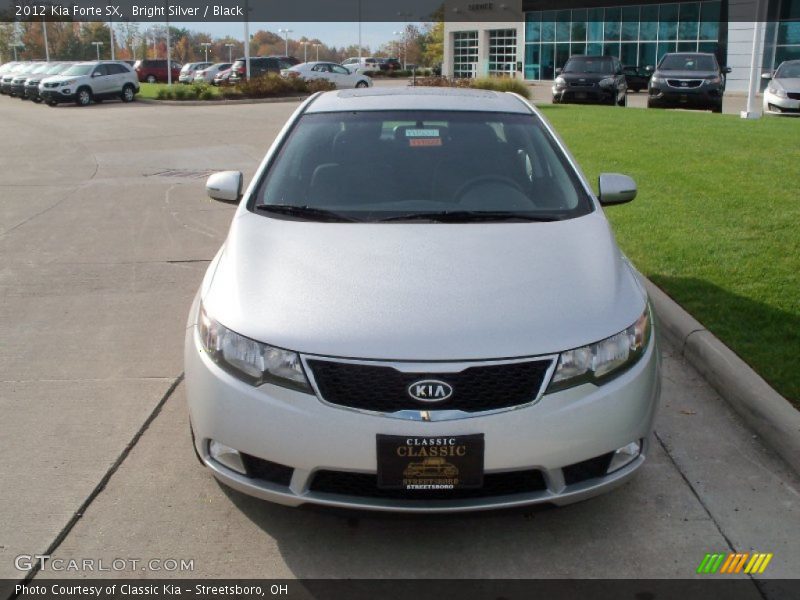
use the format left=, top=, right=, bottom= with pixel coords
left=146, top=75, right=157, bottom=84
left=617, top=94, right=626, bottom=107
left=647, top=99, right=656, bottom=109
left=76, top=87, right=92, bottom=106
left=32, top=97, right=42, bottom=104
left=121, top=84, right=136, bottom=103
left=355, top=80, right=369, bottom=88
left=48, top=100, right=58, bottom=107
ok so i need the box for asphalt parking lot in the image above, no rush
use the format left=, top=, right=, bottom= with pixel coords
left=0, top=94, right=797, bottom=592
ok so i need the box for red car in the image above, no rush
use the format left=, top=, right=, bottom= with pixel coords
left=133, top=59, right=182, bottom=83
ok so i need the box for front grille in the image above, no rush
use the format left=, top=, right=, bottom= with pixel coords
left=307, top=359, right=551, bottom=414
left=667, top=79, right=702, bottom=88
left=562, top=452, right=614, bottom=486
left=787, top=92, right=800, bottom=100
left=240, top=453, right=294, bottom=487
left=43, top=82, right=59, bottom=88
left=569, top=82, right=596, bottom=87
left=309, top=469, right=547, bottom=500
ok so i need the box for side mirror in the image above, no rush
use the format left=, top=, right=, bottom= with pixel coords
left=723, top=66, right=732, bottom=74
left=761, top=72, right=772, bottom=80
left=555, top=67, right=562, bottom=75
left=206, top=171, right=243, bottom=203
left=92, top=72, right=102, bottom=77
left=598, top=173, right=637, bottom=205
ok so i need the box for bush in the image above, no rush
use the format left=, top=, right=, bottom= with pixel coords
left=413, top=76, right=531, bottom=99
left=306, top=79, right=337, bottom=93
left=235, top=73, right=300, bottom=98
left=199, top=88, right=216, bottom=101
left=156, top=88, right=171, bottom=100
left=172, top=86, right=188, bottom=100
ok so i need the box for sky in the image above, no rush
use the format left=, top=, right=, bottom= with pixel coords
left=169, top=22, right=407, bottom=51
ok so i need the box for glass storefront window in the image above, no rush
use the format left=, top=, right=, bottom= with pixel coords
left=572, top=9, right=588, bottom=41
left=775, top=0, right=800, bottom=70
left=700, top=1, right=721, bottom=40
left=659, top=4, right=679, bottom=41
left=588, top=9, right=604, bottom=41
left=604, top=7, right=622, bottom=41
left=622, top=7, right=640, bottom=41
left=556, top=10, right=571, bottom=41
left=452, top=31, right=478, bottom=79
left=542, top=11, right=555, bottom=42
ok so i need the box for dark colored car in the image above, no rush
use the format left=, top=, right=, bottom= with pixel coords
left=133, top=59, right=182, bottom=83
left=552, top=55, right=627, bottom=106
left=229, top=57, right=293, bottom=84
left=271, top=55, right=300, bottom=66
left=12, top=62, right=52, bottom=98
left=623, top=65, right=651, bottom=92
left=647, top=52, right=730, bottom=113
left=24, top=62, right=72, bottom=102
left=384, top=57, right=402, bottom=71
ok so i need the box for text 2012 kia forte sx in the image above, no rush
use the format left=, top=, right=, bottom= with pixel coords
left=185, top=88, right=660, bottom=512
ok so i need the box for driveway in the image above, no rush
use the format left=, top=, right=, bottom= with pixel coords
left=0, top=96, right=797, bottom=594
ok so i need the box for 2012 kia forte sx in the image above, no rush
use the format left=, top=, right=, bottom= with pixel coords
left=185, top=87, right=660, bottom=512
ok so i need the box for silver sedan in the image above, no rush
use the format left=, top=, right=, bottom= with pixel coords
left=186, top=88, right=660, bottom=512
left=763, top=60, right=800, bottom=116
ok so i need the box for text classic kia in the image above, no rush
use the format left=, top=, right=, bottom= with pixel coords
left=185, top=87, right=661, bottom=512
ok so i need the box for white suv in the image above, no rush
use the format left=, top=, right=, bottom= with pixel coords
left=39, top=61, right=139, bottom=106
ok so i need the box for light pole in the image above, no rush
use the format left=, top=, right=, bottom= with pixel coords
left=300, top=41, right=308, bottom=63
left=313, top=43, right=320, bottom=61
left=393, top=30, right=405, bottom=68
left=42, top=18, right=50, bottom=61
left=151, top=38, right=157, bottom=59
left=92, top=41, right=104, bottom=60
left=278, top=28, right=293, bottom=57
left=12, top=44, right=24, bottom=61
left=225, top=43, right=234, bottom=63
left=201, top=42, right=212, bottom=62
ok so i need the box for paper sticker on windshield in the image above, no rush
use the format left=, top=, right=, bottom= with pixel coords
left=409, top=138, right=442, bottom=147
left=405, top=129, right=439, bottom=137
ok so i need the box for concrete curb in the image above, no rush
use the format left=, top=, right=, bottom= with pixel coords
left=645, top=279, right=800, bottom=475
left=137, top=95, right=308, bottom=107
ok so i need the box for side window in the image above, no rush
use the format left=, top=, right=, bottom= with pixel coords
left=332, top=65, right=349, bottom=75
left=93, top=65, right=108, bottom=77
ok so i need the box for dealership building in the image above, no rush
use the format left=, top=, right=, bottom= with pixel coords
left=443, top=0, right=800, bottom=91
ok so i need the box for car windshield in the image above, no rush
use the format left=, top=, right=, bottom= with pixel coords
left=563, top=57, right=614, bottom=74
left=775, top=61, right=800, bottom=78
left=252, top=110, right=592, bottom=222
left=62, top=65, right=94, bottom=76
left=46, top=63, right=66, bottom=74
left=659, top=54, right=716, bottom=71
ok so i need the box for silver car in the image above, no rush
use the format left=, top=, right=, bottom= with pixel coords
left=763, top=60, right=800, bottom=116
left=186, top=88, right=660, bottom=512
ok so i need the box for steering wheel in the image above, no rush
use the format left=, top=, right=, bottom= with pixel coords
left=453, top=175, right=524, bottom=202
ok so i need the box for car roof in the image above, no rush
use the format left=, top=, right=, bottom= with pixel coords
left=306, top=87, right=532, bottom=114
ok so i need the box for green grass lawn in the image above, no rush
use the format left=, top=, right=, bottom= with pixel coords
left=137, top=82, right=221, bottom=100
left=540, top=105, right=800, bottom=405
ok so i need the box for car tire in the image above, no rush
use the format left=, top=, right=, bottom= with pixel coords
left=712, top=103, right=722, bottom=114
left=617, top=94, right=626, bottom=107
left=75, top=87, right=93, bottom=106
left=647, top=99, right=657, bottom=109
left=355, top=80, right=369, bottom=88
left=121, top=84, right=136, bottom=103
left=48, top=100, right=58, bottom=107
left=146, top=75, right=157, bottom=84
left=32, top=97, right=42, bottom=104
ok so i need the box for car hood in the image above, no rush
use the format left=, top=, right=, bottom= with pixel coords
left=202, top=210, right=647, bottom=361
left=775, top=77, right=800, bottom=91
left=42, top=75, right=77, bottom=84
left=560, top=72, right=611, bottom=83
left=655, top=69, right=717, bottom=79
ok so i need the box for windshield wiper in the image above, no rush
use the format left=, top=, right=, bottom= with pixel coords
left=254, top=204, right=360, bottom=223
left=377, top=211, right=563, bottom=223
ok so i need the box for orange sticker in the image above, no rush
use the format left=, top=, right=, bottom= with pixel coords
left=409, top=138, right=442, bottom=147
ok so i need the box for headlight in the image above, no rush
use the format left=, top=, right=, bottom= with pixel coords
left=599, top=77, right=615, bottom=87
left=554, top=76, right=566, bottom=88
left=197, top=304, right=311, bottom=392
left=61, top=79, right=76, bottom=86
left=705, top=75, right=721, bottom=85
left=547, top=307, right=652, bottom=393
left=768, top=86, right=787, bottom=98
left=650, top=76, right=665, bottom=86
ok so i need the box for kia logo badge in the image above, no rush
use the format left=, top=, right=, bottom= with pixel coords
left=408, top=380, right=453, bottom=403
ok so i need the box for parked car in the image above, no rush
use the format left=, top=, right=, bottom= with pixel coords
left=271, top=55, right=300, bottom=66
left=25, top=62, right=73, bottom=102
left=212, top=67, right=233, bottom=86
left=39, top=61, right=139, bottom=106
left=762, top=59, right=800, bottom=116
left=0, top=61, right=20, bottom=79
left=647, top=52, right=729, bottom=113
left=2, top=62, right=37, bottom=96
left=194, top=63, right=231, bottom=84
left=133, top=59, right=182, bottom=84
left=622, top=65, right=651, bottom=92
left=11, top=62, right=52, bottom=98
left=229, top=57, right=292, bottom=84
left=188, top=87, right=659, bottom=512
left=282, top=62, right=372, bottom=88
left=384, top=57, right=402, bottom=71
left=552, top=55, right=627, bottom=106
left=179, top=62, right=212, bottom=84
left=342, top=56, right=382, bottom=73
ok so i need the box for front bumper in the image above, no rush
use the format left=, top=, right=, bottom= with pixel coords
left=648, top=83, right=722, bottom=108
left=552, top=85, right=615, bottom=104
left=184, top=300, right=661, bottom=513
left=763, top=91, right=800, bottom=115
left=10, top=82, right=27, bottom=96
left=39, top=88, right=76, bottom=103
